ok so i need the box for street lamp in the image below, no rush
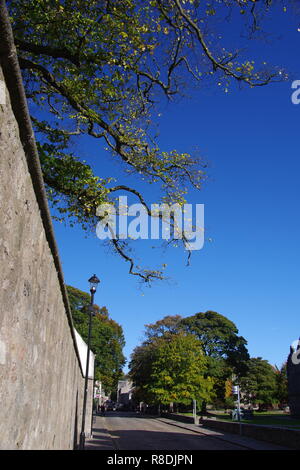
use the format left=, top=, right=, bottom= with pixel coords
left=79, top=274, right=100, bottom=450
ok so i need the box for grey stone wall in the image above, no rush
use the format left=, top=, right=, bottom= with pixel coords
left=0, top=67, right=93, bottom=449
left=202, top=418, right=300, bottom=450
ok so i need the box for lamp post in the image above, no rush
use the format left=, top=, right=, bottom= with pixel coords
left=79, top=274, right=100, bottom=450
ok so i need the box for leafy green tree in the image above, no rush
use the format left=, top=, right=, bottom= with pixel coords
left=147, top=333, right=214, bottom=406
left=129, top=332, right=214, bottom=407
left=240, top=357, right=278, bottom=408
left=180, top=311, right=249, bottom=411
left=67, top=285, right=126, bottom=394
left=7, top=0, right=288, bottom=281
left=142, top=311, right=249, bottom=409
left=180, top=311, right=249, bottom=375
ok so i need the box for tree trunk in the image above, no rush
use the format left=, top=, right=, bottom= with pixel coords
left=201, top=400, right=207, bottom=415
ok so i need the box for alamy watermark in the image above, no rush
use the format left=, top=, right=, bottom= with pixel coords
left=291, top=80, right=300, bottom=104
left=0, top=80, right=5, bottom=105
left=290, top=339, right=300, bottom=365
left=96, top=196, right=204, bottom=251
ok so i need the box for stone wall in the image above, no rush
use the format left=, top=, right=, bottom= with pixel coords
left=161, top=413, right=198, bottom=425
left=202, top=418, right=300, bottom=450
left=0, top=65, right=93, bottom=449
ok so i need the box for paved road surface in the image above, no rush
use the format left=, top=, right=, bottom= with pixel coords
left=85, top=412, right=289, bottom=451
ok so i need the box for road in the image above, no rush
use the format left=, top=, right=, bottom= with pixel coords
left=85, top=411, right=288, bottom=451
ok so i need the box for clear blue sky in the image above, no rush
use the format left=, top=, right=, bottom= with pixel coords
left=51, top=7, right=300, bottom=372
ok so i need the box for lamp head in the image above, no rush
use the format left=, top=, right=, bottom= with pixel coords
left=88, top=274, right=100, bottom=293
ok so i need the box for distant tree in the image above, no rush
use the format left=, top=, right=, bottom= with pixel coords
left=207, top=358, right=234, bottom=409
left=224, top=378, right=235, bottom=410
left=274, top=362, right=288, bottom=407
left=129, top=341, right=160, bottom=405
left=144, top=315, right=183, bottom=340
left=67, top=284, right=109, bottom=320
left=67, top=285, right=126, bottom=394
left=129, top=333, right=214, bottom=408
left=240, top=357, right=278, bottom=409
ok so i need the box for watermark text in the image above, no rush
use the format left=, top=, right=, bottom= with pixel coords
left=96, top=196, right=204, bottom=251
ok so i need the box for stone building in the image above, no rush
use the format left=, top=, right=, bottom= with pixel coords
left=287, top=340, right=300, bottom=418
left=117, top=379, right=134, bottom=408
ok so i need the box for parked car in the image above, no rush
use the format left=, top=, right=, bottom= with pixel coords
left=106, top=402, right=117, bottom=411
left=231, top=409, right=254, bottom=420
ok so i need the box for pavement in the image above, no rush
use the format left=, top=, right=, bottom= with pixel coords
left=85, top=415, right=116, bottom=450
left=155, top=417, right=289, bottom=450
left=84, top=413, right=290, bottom=451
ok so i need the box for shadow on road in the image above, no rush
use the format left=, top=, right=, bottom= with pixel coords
left=86, top=427, right=250, bottom=451
left=86, top=413, right=251, bottom=451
